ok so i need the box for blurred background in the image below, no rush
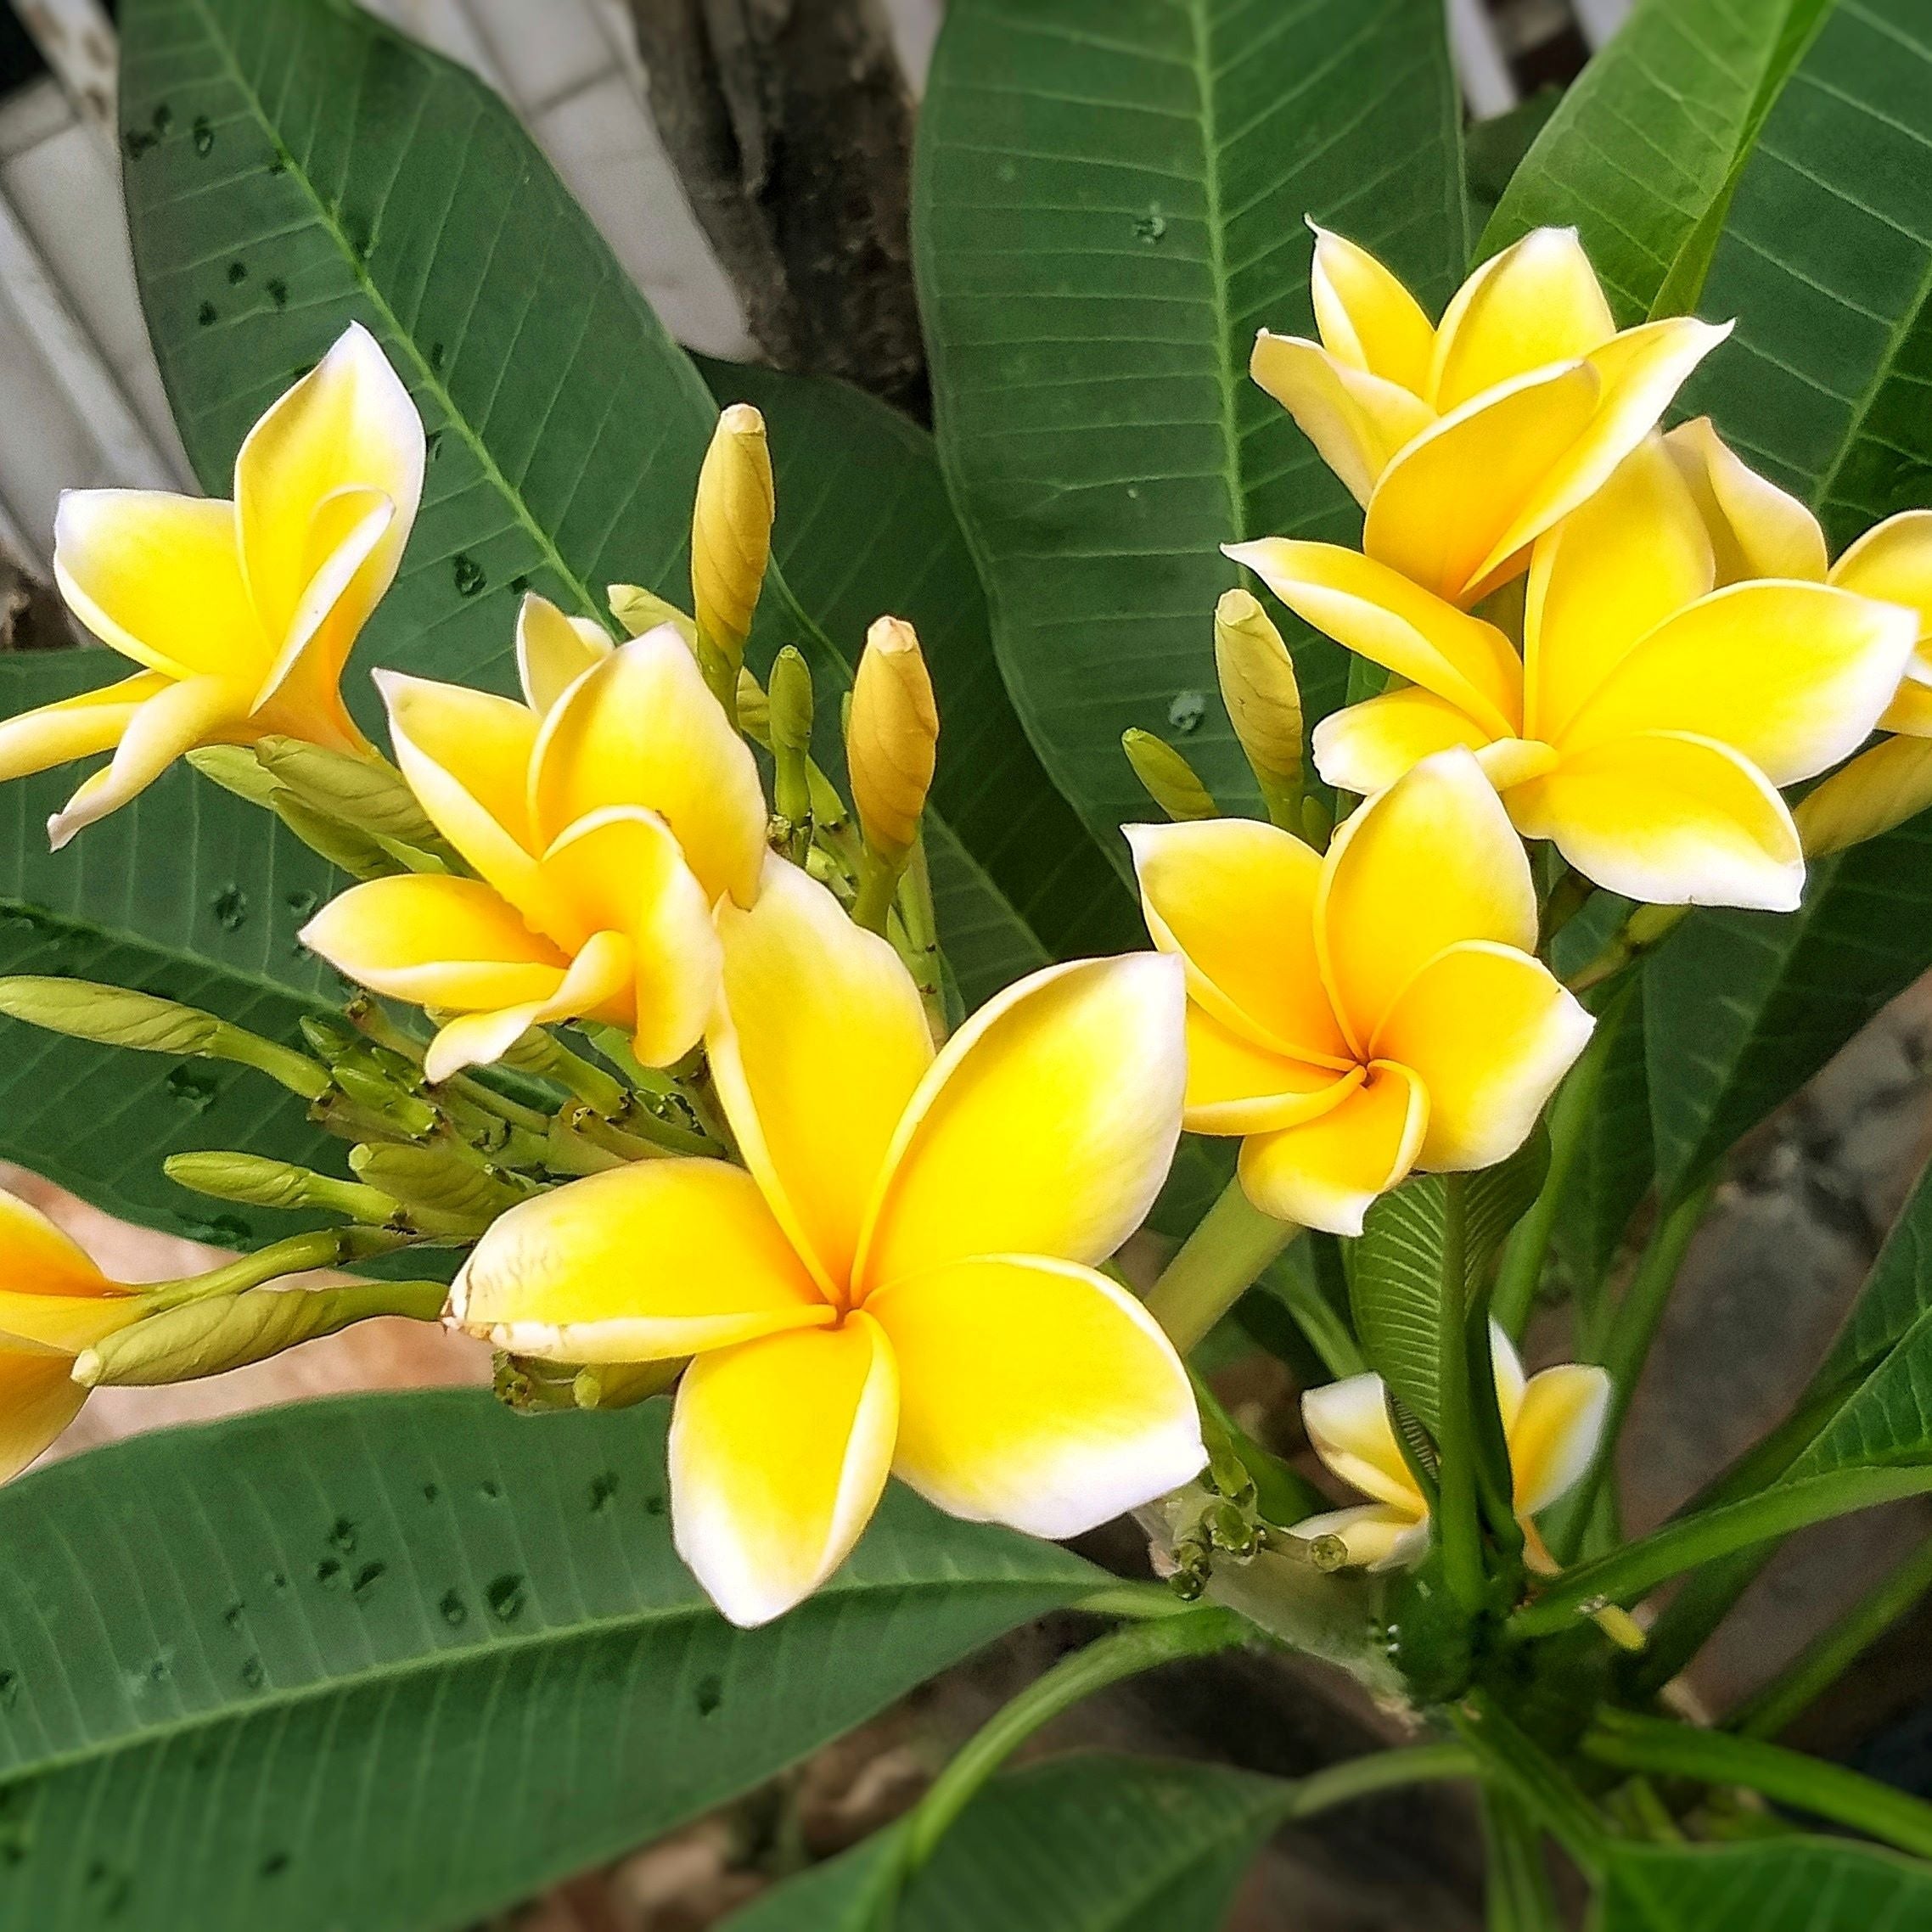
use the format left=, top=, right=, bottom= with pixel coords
left=18, top=3, right=1932, bottom=1929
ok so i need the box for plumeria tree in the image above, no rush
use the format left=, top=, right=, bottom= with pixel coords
left=3, top=0, right=1932, bottom=1927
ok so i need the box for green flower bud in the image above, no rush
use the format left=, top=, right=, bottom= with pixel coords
left=255, top=737, right=444, bottom=850
left=1122, top=729, right=1216, bottom=822
left=573, top=1359, right=681, bottom=1411
left=734, top=666, right=772, bottom=748
left=607, top=583, right=698, bottom=644
left=349, top=1143, right=527, bottom=1235
left=164, top=1151, right=398, bottom=1224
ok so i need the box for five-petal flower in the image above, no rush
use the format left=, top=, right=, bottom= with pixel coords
left=1296, top=1327, right=1609, bottom=1570
left=1253, top=224, right=1727, bottom=604
left=0, top=324, right=424, bottom=847
left=446, top=858, right=1203, bottom=1626
left=300, top=600, right=767, bottom=1082
left=1234, top=438, right=1918, bottom=912
left=1130, top=750, right=1592, bottom=1237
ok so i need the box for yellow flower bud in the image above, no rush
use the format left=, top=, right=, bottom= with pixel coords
left=608, top=581, right=698, bottom=645
left=1123, top=729, right=1216, bottom=822
left=690, top=403, right=774, bottom=672
left=848, top=616, right=939, bottom=862
left=734, top=666, right=772, bottom=747
left=1214, top=589, right=1302, bottom=823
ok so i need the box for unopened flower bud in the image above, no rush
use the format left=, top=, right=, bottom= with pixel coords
left=608, top=582, right=698, bottom=646
left=690, top=403, right=773, bottom=672
left=768, top=646, right=814, bottom=756
left=574, top=1358, right=682, bottom=1410
left=848, top=616, right=938, bottom=862
left=1214, top=589, right=1302, bottom=822
left=1123, top=729, right=1216, bottom=822
left=164, top=1150, right=398, bottom=1224
left=349, top=1142, right=528, bottom=1236
left=734, top=667, right=771, bottom=747
left=255, top=736, right=443, bottom=849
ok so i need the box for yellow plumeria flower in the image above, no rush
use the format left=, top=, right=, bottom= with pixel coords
left=447, top=858, right=1203, bottom=1626
left=0, top=324, right=423, bottom=847
left=1662, top=418, right=1932, bottom=857
left=0, top=1190, right=143, bottom=1481
left=1253, top=224, right=1727, bottom=604
left=300, top=597, right=767, bottom=1083
left=1129, top=750, right=1592, bottom=1237
left=1235, top=438, right=1918, bottom=912
left=1297, top=1326, right=1608, bottom=1570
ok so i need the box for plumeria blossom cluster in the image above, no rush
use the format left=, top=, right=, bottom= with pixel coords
left=3, top=222, right=1929, bottom=1637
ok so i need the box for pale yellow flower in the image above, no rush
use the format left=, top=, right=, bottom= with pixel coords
left=0, top=1190, right=143, bottom=1481
left=1297, top=1326, right=1608, bottom=1570
left=1130, top=750, right=1592, bottom=1237
left=447, top=859, right=1201, bottom=1626
left=1662, top=418, right=1932, bottom=857
left=1253, top=225, right=1727, bottom=604
left=0, top=324, right=423, bottom=846
left=300, top=598, right=767, bottom=1082
left=1235, top=438, right=1917, bottom=912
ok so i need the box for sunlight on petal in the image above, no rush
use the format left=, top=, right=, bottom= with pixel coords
left=1309, top=223, right=1435, bottom=394
left=1311, top=685, right=1492, bottom=797
left=1429, top=228, right=1615, bottom=412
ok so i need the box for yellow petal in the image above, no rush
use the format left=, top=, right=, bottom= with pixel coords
left=1311, top=686, right=1492, bottom=797
left=447, top=1158, right=831, bottom=1361
left=670, top=1314, right=897, bottom=1627
left=1430, top=228, right=1615, bottom=412
left=423, top=928, right=633, bottom=1083
left=1227, top=539, right=1519, bottom=738
left=1372, top=941, right=1593, bottom=1171
left=1292, top=1502, right=1429, bottom=1570
left=1363, top=362, right=1601, bottom=605
left=1249, top=334, right=1433, bottom=505
left=1126, top=816, right=1351, bottom=1064
left=1560, top=581, right=1917, bottom=786
left=1795, top=736, right=1932, bottom=857
left=1488, top=1322, right=1528, bottom=1435
left=0, top=1351, right=87, bottom=1484
left=516, top=592, right=615, bottom=714
left=1238, top=1059, right=1428, bottom=1236
left=377, top=670, right=566, bottom=934
left=48, top=675, right=250, bottom=850
left=1831, top=509, right=1932, bottom=661
left=0, top=671, right=171, bottom=784
left=710, top=858, right=933, bottom=1300
left=1317, top=749, right=1538, bottom=1053
left=1665, top=418, right=1827, bottom=586
left=1509, top=730, right=1803, bottom=910
left=300, top=873, right=569, bottom=1011
left=54, top=490, right=262, bottom=684
left=1510, top=1363, right=1609, bottom=1516
left=868, top=1255, right=1202, bottom=1537
left=0, top=1289, right=139, bottom=1354
left=861, top=953, right=1186, bottom=1289
left=1301, top=1370, right=1424, bottom=1511
left=1182, top=1005, right=1364, bottom=1136
left=1884, top=681, right=1932, bottom=734
left=0, top=1189, right=108, bottom=1295
left=1525, top=437, right=1716, bottom=744
left=540, top=807, right=721, bottom=1067
left=1308, top=224, right=1435, bottom=394
left=529, top=630, right=766, bottom=907
left=234, top=322, right=424, bottom=666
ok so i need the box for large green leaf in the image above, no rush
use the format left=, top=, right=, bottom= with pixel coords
left=1643, top=806, right=1932, bottom=1198
left=1600, top=1839, right=1932, bottom=1930
left=722, top=1755, right=1291, bottom=1931
left=1552, top=979, right=1654, bottom=1296
left=915, top=0, right=1465, bottom=865
left=1682, top=0, right=1932, bottom=542
left=1480, top=0, right=1833, bottom=322
left=0, top=1390, right=1098, bottom=1932
left=0, top=649, right=345, bottom=1245
left=116, top=0, right=1076, bottom=1014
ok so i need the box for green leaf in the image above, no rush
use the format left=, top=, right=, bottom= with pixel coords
left=1463, top=88, right=1564, bottom=231
left=1600, top=1839, right=1932, bottom=1930
left=1552, top=977, right=1654, bottom=1295
left=0, top=1390, right=1098, bottom=1932
left=116, top=0, right=1066, bottom=1017
left=722, top=1754, right=1290, bottom=1931
left=1682, top=0, right=1932, bottom=542
left=1480, top=0, right=1832, bottom=323
left=915, top=0, right=1466, bottom=867
left=694, top=357, right=1143, bottom=991
left=0, top=649, right=347, bottom=1246
left=1643, top=807, right=1932, bottom=1198
left=1351, top=1135, right=1550, bottom=1430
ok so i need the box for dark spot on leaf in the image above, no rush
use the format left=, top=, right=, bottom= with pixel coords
left=315, top=1558, right=342, bottom=1588
left=123, top=127, right=156, bottom=160
left=429, top=341, right=446, bottom=373
left=694, top=1674, right=723, bottom=1716
left=351, top=1562, right=386, bottom=1601
left=508, top=573, right=531, bottom=595
left=211, top=885, right=247, bottom=929
left=182, top=1212, right=250, bottom=1246
left=485, top=1574, right=525, bottom=1622
left=477, top=1478, right=502, bottom=1502
left=644, top=1494, right=666, bottom=1517
left=588, top=1471, right=619, bottom=1514
left=266, top=278, right=288, bottom=310
left=259, top=1852, right=289, bottom=1879
left=192, top=115, right=214, bottom=157
left=453, top=554, right=486, bottom=598
left=196, top=301, right=217, bottom=328
left=222, top=1603, right=244, bottom=1632
left=165, top=1066, right=218, bottom=1113
left=421, top=1481, right=440, bottom=1504
left=284, top=888, right=320, bottom=921
left=239, top=1656, right=266, bottom=1690
left=227, top=260, right=247, bottom=285
left=328, top=1516, right=358, bottom=1554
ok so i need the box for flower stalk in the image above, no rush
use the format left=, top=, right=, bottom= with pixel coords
left=1143, top=1180, right=1299, bottom=1354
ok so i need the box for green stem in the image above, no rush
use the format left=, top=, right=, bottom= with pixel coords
left=898, top=1610, right=1247, bottom=1873
left=1452, top=1693, right=1608, bottom=1879
left=1585, top=1709, right=1932, bottom=1860
left=852, top=851, right=905, bottom=935
left=1066, top=1582, right=1205, bottom=1622
left=1480, top=1786, right=1561, bottom=1932
left=1143, top=1181, right=1298, bottom=1354
left=1546, top=1178, right=1715, bottom=1563
left=895, top=837, right=946, bottom=1040
left=1564, top=902, right=1690, bottom=996
left=1435, top=1174, right=1486, bottom=1617
left=1278, top=1740, right=1477, bottom=1820
left=1511, top=1464, right=1932, bottom=1639
left=142, top=1225, right=413, bottom=1310
left=1492, top=984, right=1629, bottom=1338
left=1731, top=1530, right=1932, bottom=1740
